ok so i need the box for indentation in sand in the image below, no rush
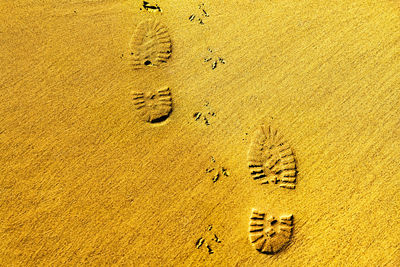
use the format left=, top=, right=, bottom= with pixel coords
left=248, top=125, right=297, bottom=189
left=131, top=87, right=172, bottom=123
left=129, top=19, right=171, bottom=69
left=195, top=225, right=222, bottom=255
left=249, top=209, right=294, bottom=254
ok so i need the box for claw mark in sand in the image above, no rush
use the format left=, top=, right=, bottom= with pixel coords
left=195, top=238, right=205, bottom=249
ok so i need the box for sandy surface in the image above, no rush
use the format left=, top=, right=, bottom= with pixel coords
left=1, top=0, right=399, bottom=265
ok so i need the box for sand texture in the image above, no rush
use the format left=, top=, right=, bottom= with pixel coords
left=1, top=0, right=400, bottom=265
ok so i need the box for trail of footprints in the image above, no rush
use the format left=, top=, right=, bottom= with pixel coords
left=127, top=6, right=298, bottom=257
left=247, top=125, right=297, bottom=254
left=128, top=11, right=173, bottom=123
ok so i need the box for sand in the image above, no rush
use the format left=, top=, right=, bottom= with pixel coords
left=1, top=0, right=399, bottom=265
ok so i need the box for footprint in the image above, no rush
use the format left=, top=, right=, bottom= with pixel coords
left=195, top=224, right=222, bottom=255
left=203, top=48, right=226, bottom=70
left=247, top=125, right=297, bottom=189
left=129, top=19, right=172, bottom=69
left=189, top=3, right=209, bottom=25
left=131, top=87, right=172, bottom=123
left=193, top=101, right=216, bottom=126
left=249, top=209, right=294, bottom=254
left=205, top=156, right=229, bottom=183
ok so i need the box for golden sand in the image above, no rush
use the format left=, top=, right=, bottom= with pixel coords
left=1, top=0, right=399, bottom=265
